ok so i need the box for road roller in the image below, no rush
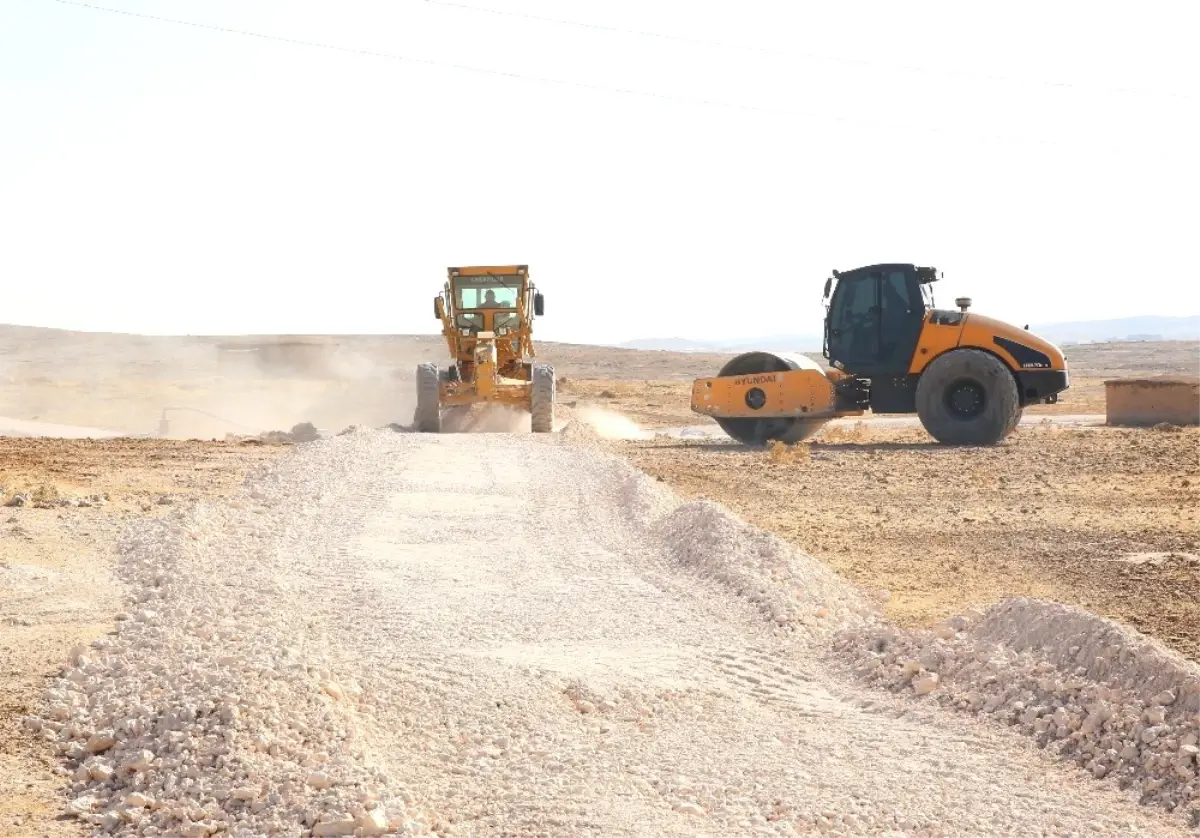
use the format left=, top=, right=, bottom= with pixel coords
left=691, top=263, right=1070, bottom=445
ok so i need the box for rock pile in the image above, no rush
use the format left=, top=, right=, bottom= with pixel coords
left=227, top=422, right=323, bottom=446
left=655, top=499, right=873, bottom=636
left=28, top=437, right=436, bottom=837
left=833, top=597, right=1200, bottom=817
left=2, top=486, right=109, bottom=509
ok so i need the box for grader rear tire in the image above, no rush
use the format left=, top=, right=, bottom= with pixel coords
left=415, top=363, right=441, bottom=432
left=916, top=349, right=1020, bottom=445
left=531, top=364, right=555, bottom=433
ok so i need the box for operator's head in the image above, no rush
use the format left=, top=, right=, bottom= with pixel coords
left=484, top=289, right=497, bottom=304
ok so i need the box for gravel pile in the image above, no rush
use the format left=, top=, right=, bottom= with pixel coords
left=832, top=597, right=1200, bottom=818
left=656, top=499, right=873, bottom=635
left=25, top=428, right=1197, bottom=837
left=29, top=433, right=437, bottom=838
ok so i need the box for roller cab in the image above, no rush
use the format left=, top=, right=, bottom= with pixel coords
left=693, top=263, right=1070, bottom=446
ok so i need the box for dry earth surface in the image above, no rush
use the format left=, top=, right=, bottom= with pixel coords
left=620, top=424, right=1200, bottom=658
left=1, top=326, right=1197, bottom=837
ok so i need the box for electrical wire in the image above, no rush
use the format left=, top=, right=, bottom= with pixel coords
left=418, top=0, right=1194, bottom=101
left=42, top=0, right=1077, bottom=149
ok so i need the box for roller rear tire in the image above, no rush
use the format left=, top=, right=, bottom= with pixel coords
left=916, top=349, right=1020, bottom=445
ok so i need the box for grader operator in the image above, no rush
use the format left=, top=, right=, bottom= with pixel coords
left=691, top=263, right=1070, bottom=445
left=415, top=265, right=555, bottom=433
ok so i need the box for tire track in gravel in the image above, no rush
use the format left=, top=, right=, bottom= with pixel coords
left=278, top=431, right=1191, bottom=838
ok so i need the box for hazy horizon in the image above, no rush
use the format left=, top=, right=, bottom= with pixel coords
left=3, top=1, right=1196, bottom=344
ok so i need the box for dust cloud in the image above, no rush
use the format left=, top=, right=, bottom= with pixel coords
left=441, top=404, right=531, bottom=434
left=571, top=405, right=653, bottom=440
left=0, top=332, right=438, bottom=439
left=156, top=345, right=421, bottom=439
left=3, top=331, right=660, bottom=441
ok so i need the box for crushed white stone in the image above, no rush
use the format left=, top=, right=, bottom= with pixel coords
left=31, top=429, right=1198, bottom=837
left=832, top=597, right=1199, bottom=817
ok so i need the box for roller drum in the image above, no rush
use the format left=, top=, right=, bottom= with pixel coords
left=711, top=351, right=831, bottom=445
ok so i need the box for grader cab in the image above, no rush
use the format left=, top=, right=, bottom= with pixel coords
left=414, top=265, right=555, bottom=433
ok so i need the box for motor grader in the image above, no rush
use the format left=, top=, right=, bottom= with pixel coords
left=415, top=265, right=554, bottom=433
left=691, top=263, right=1069, bottom=445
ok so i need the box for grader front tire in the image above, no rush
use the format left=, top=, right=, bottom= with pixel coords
left=531, top=364, right=555, bottom=433
left=415, top=363, right=441, bottom=433
left=915, top=349, right=1020, bottom=445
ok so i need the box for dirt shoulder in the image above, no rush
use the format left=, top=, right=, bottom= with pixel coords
left=0, top=438, right=282, bottom=837
left=563, top=374, right=1117, bottom=425
left=618, top=423, right=1200, bottom=659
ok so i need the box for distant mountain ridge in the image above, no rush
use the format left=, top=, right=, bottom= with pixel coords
left=1030, top=315, right=1200, bottom=345
left=621, top=315, right=1199, bottom=353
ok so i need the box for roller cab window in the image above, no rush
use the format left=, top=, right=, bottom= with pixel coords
left=826, top=265, right=924, bottom=376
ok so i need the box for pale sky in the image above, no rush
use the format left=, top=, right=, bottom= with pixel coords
left=2, top=0, right=1197, bottom=345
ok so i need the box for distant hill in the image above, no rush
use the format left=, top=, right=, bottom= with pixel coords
left=623, top=316, right=1199, bottom=353
left=1031, top=316, right=1199, bottom=345
left=618, top=337, right=730, bottom=352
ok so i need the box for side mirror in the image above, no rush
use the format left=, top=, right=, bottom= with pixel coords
left=822, top=277, right=832, bottom=299
left=434, top=296, right=445, bottom=320
left=533, top=292, right=544, bottom=317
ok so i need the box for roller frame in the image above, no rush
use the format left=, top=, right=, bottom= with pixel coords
left=690, top=351, right=864, bottom=445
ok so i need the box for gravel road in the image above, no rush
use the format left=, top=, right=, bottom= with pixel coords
left=38, top=429, right=1195, bottom=837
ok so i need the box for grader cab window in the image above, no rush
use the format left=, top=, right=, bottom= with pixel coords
left=456, top=312, right=483, bottom=332
left=454, top=277, right=519, bottom=309
left=493, top=312, right=521, bottom=332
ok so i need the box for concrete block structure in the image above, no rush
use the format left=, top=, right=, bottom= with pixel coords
left=1104, top=375, right=1199, bottom=426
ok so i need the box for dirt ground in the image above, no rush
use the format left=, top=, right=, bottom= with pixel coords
left=561, top=340, right=1199, bottom=425
left=0, top=326, right=1197, bottom=831
left=563, top=340, right=1199, bottom=661
left=0, top=438, right=281, bottom=837
left=619, top=423, right=1199, bottom=659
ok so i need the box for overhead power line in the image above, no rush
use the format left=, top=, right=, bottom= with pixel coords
left=43, top=0, right=1126, bottom=150
left=419, top=0, right=1193, bottom=101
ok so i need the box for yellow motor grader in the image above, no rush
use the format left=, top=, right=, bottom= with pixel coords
left=691, top=263, right=1070, bottom=445
left=415, top=265, right=554, bottom=433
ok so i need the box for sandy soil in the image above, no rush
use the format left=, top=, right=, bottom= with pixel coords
left=5, top=325, right=1191, bottom=437
left=619, top=423, right=1200, bottom=659
left=558, top=340, right=1198, bottom=427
